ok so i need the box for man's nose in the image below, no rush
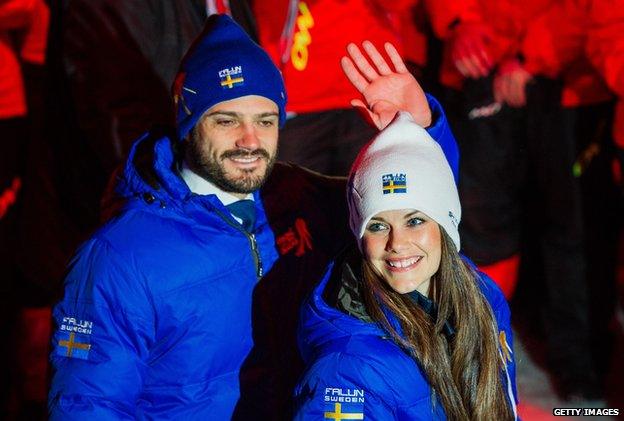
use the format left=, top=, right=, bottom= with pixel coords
left=235, top=124, right=260, bottom=150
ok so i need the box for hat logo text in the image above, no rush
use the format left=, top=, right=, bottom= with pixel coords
left=219, top=66, right=244, bottom=89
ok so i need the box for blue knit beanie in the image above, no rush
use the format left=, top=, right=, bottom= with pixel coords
left=173, top=14, right=287, bottom=141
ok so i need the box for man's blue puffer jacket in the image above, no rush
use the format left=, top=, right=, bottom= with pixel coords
left=293, top=251, right=519, bottom=420
left=47, top=133, right=280, bottom=419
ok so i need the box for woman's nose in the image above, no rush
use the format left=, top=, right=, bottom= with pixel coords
left=386, top=228, right=409, bottom=253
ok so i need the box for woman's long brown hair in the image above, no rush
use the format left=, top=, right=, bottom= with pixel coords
left=361, top=228, right=514, bottom=420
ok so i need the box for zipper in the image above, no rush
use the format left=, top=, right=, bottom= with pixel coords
left=213, top=208, right=263, bottom=279
left=249, top=233, right=263, bottom=278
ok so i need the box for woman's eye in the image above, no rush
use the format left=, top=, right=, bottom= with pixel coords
left=407, top=217, right=424, bottom=227
left=367, top=222, right=388, bottom=232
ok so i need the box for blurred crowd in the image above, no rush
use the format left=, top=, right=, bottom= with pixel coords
left=1, top=0, right=622, bottom=419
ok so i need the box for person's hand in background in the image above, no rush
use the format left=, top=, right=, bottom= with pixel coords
left=450, top=22, right=494, bottom=79
left=494, top=58, right=534, bottom=108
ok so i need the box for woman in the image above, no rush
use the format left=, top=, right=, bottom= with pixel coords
left=293, top=111, right=518, bottom=420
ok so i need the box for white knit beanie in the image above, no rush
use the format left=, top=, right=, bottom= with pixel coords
left=347, top=112, right=461, bottom=250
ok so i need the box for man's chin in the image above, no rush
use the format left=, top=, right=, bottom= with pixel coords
left=223, top=170, right=269, bottom=193
left=198, top=155, right=276, bottom=194
left=232, top=163, right=267, bottom=178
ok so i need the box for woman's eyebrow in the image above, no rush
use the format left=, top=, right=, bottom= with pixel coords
left=370, top=211, right=423, bottom=223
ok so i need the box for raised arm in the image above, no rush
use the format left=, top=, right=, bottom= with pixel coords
left=341, top=41, right=431, bottom=130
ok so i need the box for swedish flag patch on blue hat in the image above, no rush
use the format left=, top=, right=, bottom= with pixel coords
left=219, top=66, right=245, bottom=89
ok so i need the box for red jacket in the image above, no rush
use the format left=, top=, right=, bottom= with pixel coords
left=429, top=0, right=554, bottom=90
left=431, top=0, right=612, bottom=107
left=522, top=0, right=612, bottom=107
left=586, top=0, right=624, bottom=146
left=0, top=0, right=48, bottom=119
left=253, top=0, right=416, bottom=114
left=394, top=1, right=428, bottom=68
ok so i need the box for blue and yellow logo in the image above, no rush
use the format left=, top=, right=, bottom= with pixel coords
left=324, top=388, right=365, bottom=420
left=324, top=403, right=364, bottom=420
left=382, top=173, right=407, bottom=194
left=57, top=331, right=91, bottom=360
left=219, top=66, right=244, bottom=89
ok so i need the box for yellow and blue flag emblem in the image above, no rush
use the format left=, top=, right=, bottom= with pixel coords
left=56, top=331, right=91, bottom=360
left=324, top=403, right=364, bottom=420
left=219, top=66, right=245, bottom=89
left=324, top=388, right=365, bottom=420
left=55, top=316, right=93, bottom=360
left=382, top=173, right=407, bottom=194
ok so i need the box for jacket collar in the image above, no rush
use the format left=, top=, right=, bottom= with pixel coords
left=115, top=130, right=269, bottom=230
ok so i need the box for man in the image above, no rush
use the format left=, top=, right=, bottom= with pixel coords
left=48, top=14, right=457, bottom=419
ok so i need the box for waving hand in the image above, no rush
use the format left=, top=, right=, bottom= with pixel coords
left=341, top=41, right=431, bottom=130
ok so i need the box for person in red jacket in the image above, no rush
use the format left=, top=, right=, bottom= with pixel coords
left=0, top=0, right=47, bottom=217
left=583, top=0, right=624, bottom=397
left=430, top=0, right=609, bottom=401
left=252, top=0, right=419, bottom=176
left=0, top=0, right=49, bottom=417
left=423, top=0, right=556, bottom=300
left=494, top=0, right=620, bottom=401
left=586, top=0, right=624, bottom=186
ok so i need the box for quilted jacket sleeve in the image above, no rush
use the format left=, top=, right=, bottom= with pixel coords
left=48, top=236, right=153, bottom=420
left=426, top=93, right=460, bottom=184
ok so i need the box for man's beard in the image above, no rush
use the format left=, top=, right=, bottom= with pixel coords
left=185, top=133, right=277, bottom=194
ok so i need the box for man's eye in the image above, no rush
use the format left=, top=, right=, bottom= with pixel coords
left=257, top=119, right=276, bottom=128
left=216, top=119, right=236, bottom=126
left=407, top=217, right=424, bottom=227
left=366, top=222, right=388, bottom=232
